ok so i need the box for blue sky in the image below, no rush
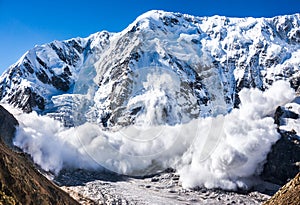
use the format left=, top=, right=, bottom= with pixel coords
left=0, top=0, right=299, bottom=74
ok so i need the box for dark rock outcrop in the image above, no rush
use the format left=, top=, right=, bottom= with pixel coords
left=261, top=106, right=300, bottom=185
left=0, top=105, right=18, bottom=148
left=261, top=132, right=300, bottom=185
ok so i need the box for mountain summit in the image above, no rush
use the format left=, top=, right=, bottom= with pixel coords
left=0, top=10, right=299, bottom=128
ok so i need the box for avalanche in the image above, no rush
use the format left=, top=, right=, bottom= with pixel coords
left=10, top=80, right=295, bottom=190
left=1, top=10, right=300, bottom=191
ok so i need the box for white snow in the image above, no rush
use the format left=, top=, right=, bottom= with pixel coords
left=7, top=80, right=295, bottom=190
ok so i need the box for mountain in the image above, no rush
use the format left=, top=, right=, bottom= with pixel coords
left=1, top=10, right=300, bottom=128
left=0, top=10, right=300, bottom=202
left=0, top=105, right=79, bottom=205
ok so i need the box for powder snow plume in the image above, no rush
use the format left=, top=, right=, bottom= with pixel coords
left=10, top=80, right=295, bottom=190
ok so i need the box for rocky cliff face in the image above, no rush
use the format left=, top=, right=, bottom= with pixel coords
left=0, top=10, right=299, bottom=128
left=0, top=105, right=79, bottom=205
left=0, top=105, right=18, bottom=148
left=260, top=100, right=300, bottom=185
left=262, top=132, right=300, bottom=185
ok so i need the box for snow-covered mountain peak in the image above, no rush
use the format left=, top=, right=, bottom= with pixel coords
left=134, top=9, right=163, bottom=21
left=0, top=10, right=300, bottom=127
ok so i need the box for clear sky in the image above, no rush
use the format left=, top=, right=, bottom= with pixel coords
left=0, top=0, right=299, bottom=74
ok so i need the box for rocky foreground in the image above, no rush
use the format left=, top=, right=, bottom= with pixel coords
left=264, top=172, right=300, bottom=205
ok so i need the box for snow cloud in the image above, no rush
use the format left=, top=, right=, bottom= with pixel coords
left=11, top=80, right=295, bottom=190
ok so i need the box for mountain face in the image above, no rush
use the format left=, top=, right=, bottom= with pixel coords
left=0, top=31, right=111, bottom=125
left=0, top=10, right=300, bottom=128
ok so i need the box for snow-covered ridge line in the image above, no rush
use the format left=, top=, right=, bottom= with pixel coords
left=0, top=10, right=299, bottom=126
left=0, top=30, right=111, bottom=114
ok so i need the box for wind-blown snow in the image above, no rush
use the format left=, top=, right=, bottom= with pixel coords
left=10, top=80, right=295, bottom=190
left=178, top=81, right=295, bottom=189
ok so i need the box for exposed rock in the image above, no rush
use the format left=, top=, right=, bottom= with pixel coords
left=261, top=132, right=300, bottom=185
left=0, top=105, right=18, bottom=148
left=0, top=105, right=79, bottom=205
left=263, top=172, right=300, bottom=205
left=261, top=105, right=300, bottom=185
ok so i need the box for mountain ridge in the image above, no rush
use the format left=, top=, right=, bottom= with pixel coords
left=0, top=10, right=300, bottom=128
